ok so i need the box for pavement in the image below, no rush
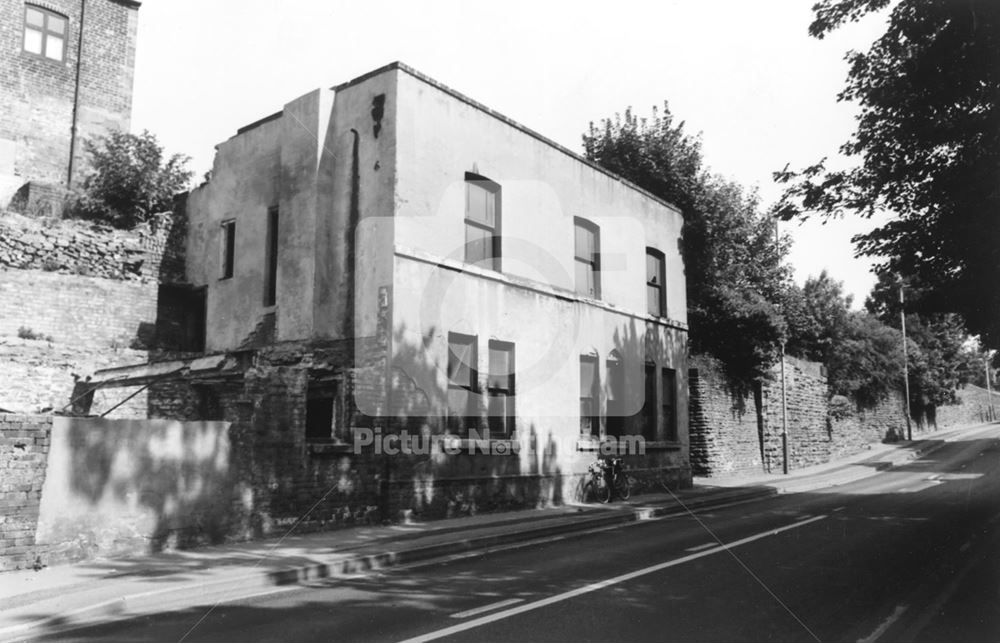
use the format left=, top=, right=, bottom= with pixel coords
left=0, top=421, right=993, bottom=641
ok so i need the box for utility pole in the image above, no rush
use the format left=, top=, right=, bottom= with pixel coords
left=780, top=340, right=788, bottom=475
left=987, top=354, right=996, bottom=423
left=899, top=279, right=913, bottom=440
left=776, top=219, right=788, bottom=474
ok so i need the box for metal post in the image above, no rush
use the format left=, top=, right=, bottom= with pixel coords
left=899, top=281, right=913, bottom=440
left=987, top=355, right=996, bottom=423
left=67, top=0, right=87, bottom=188
left=780, top=341, right=789, bottom=474
left=775, top=220, right=789, bottom=474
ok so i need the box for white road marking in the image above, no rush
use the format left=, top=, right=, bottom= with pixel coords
left=795, top=514, right=815, bottom=522
left=858, top=604, right=908, bottom=643
left=684, top=542, right=716, bottom=552
left=832, top=506, right=846, bottom=512
left=450, top=598, right=524, bottom=619
left=398, top=515, right=828, bottom=643
left=959, top=541, right=971, bottom=552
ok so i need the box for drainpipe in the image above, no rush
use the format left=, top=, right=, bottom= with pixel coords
left=67, top=0, right=87, bottom=189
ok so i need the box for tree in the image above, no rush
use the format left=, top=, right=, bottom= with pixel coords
left=826, top=311, right=905, bottom=408
left=774, top=0, right=1000, bottom=348
left=783, top=271, right=853, bottom=362
left=866, top=270, right=981, bottom=411
left=584, top=106, right=790, bottom=388
left=74, top=130, right=192, bottom=228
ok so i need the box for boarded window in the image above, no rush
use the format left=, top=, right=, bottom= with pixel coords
left=606, top=357, right=624, bottom=437
left=642, top=363, right=657, bottom=440
left=264, top=206, right=279, bottom=306
left=661, top=367, right=677, bottom=441
left=221, top=220, right=236, bottom=279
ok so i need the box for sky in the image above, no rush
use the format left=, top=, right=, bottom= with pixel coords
left=131, top=0, right=892, bottom=307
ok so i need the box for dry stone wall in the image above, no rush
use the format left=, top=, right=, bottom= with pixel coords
left=0, top=211, right=181, bottom=282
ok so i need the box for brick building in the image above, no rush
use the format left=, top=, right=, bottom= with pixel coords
left=0, top=0, right=140, bottom=210
left=84, top=63, right=690, bottom=537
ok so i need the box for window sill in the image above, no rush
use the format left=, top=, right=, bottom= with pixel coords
left=644, top=441, right=683, bottom=451
left=306, top=441, right=353, bottom=456
left=22, top=50, right=66, bottom=64
left=440, top=435, right=518, bottom=455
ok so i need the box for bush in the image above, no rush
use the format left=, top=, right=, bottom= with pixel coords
left=72, top=130, right=192, bottom=229
left=18, top=327, right=53, bottom=342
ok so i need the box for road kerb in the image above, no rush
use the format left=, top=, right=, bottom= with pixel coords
left=0, top=486, right=776, bottom=642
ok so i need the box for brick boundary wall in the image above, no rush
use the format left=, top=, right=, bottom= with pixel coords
left=0, top=414, right=52, bottom=572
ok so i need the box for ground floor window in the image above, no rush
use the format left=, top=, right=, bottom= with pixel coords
left=487, top=340, right=515, bottom=436
left=580, top=355, right=599, bottom=436
left=306, top=382, right=342, bottom=441
left=448, top=333, right=478, bottom=434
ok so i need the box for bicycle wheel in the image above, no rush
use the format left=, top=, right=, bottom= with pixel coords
left=583, top=479, right=604, bottom=504
left=586, top=476, right=611, bottom=503
left=615, top=474, right=631, bottom=500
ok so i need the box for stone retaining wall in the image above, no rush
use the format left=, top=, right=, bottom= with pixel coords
left=690, top=354, right=908, bottom=476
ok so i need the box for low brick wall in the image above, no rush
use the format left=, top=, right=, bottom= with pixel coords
left=0, top=414, right=52, bottom=572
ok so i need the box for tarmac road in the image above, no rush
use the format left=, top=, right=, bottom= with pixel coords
left=28, top=425, right=1000, bottom=642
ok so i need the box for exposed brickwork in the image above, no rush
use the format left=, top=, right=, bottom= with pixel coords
left=0, top=338, right=147, bottom=414
left=0, top=269, right=157, bottom=347
left=8, top=181, right=71, bottom=218
left=0, top=0, right=138, bottom=192
left=0, top=210, right=189, bottom=413
left=0, top=414, right=52, bottom=572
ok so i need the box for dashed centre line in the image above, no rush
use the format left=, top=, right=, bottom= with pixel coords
left=450, top=598, right=524, bottom=619
left=684, top=542, right=716, bottom=552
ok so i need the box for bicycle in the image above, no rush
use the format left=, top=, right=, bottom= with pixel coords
left=583, top=457, right=631, bottom=503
